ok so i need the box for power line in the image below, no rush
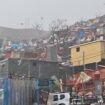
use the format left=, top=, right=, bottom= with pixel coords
left=71, top=50, right=105, bottom=63
left=61, top=50, right=105, bottom=60
left=71, top=50, right=105, bottom=60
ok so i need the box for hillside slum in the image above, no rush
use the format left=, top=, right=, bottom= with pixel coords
left=0, top=15, right=105, bottom=105
left=0, top=15, right=105, bottom=62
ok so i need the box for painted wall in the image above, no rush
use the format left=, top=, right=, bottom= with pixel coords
left=70, top=41, right=105, bottom=66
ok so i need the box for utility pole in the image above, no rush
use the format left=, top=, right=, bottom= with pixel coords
left=71, top=62, right=74, bottom=80
left=83, top=52, right=85, bottom=71
left=96, top=62, right=98, bottom=70
left=38, top=62, right=41, bottom=78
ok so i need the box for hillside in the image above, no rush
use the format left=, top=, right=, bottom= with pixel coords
left=0, top=26, right=50, bottom=41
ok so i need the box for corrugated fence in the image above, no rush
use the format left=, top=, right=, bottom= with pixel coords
left=0, top=78, right=35, bottom=105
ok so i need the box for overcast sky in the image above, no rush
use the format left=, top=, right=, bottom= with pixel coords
left=0, top=0, right=105, bottom=30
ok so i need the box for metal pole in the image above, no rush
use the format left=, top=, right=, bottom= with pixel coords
left=28, top=60, right=30, bottom=78
left=72, top=64, right=74, bottom=80
left=96, top=62, right=98, bottom=70
left=48, top=80, right=51, bottom=92
left=38, top=62, right=41, bottom=78
left=82, top=52, right=85, bottom=104
left=83, top=52, right=85, bottom=71
left=36, top=80, right=39, bottom=105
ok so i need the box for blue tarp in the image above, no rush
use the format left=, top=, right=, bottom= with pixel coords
left=11, top=44, right=19, bottom=49
left=3, top=79, right=9, bottom=105
left=78, top=30, right=85, bottom=39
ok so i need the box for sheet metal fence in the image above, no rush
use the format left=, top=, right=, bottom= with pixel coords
left=0, top=78, right=36, bottom=105
left=0, top=78, right=53, bottom=105
left=0, top=79, right=4, bottom=105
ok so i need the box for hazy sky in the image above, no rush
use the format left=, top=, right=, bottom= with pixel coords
left=0, top=0, right=105, bottom=30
